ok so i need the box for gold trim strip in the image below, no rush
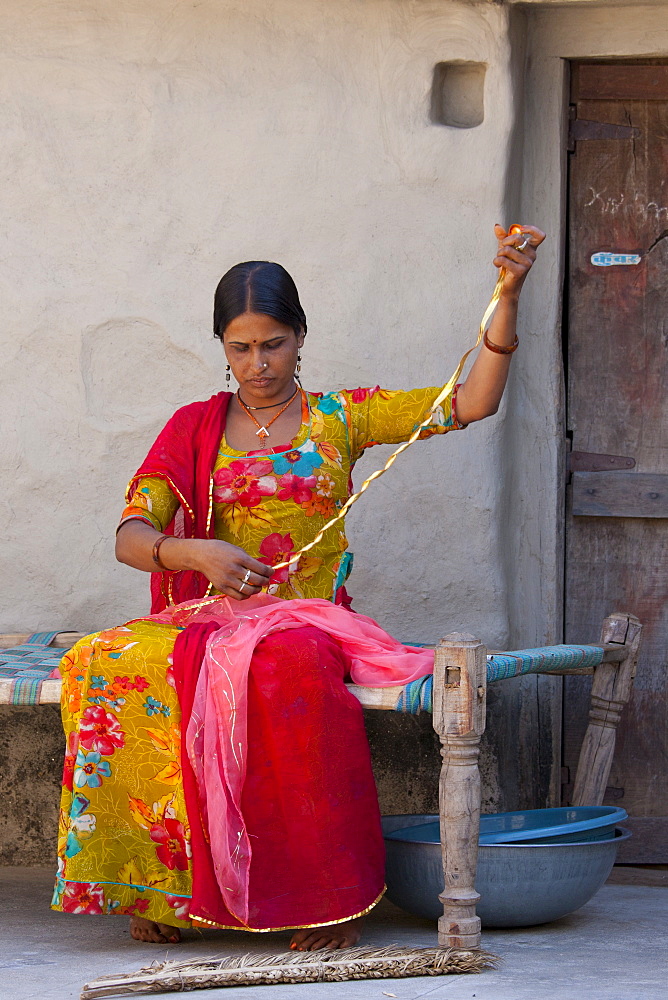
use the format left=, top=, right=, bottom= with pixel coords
left=206, top=474, right=214, bottom=538
left=271, top=270, right=506, bottom=573
left=125, top=593, right=223, bottom=625
left=189, top=886, right=386, bottom=933
left=176, top=594, right=223, bottom=614
left=202, top=473, right=215, bottom=599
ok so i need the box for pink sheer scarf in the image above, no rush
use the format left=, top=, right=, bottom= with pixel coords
left=147, top=594, right=434, bottom=925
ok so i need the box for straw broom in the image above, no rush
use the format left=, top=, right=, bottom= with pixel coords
left=81, top=945, right=500, bottom=997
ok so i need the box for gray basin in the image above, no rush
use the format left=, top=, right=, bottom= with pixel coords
left=382, top=813, right=630, bottom=928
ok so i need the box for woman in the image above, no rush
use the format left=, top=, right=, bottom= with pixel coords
left=53, top=224, right=544, bottom=949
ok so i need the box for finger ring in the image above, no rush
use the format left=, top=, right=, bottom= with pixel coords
left=242, top=569, right=251, bottom=583
left=238, top=581, right=247, bottom=593
left=517, top=237, right=530, bottom=252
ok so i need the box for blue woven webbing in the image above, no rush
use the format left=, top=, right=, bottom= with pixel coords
left=486, top=644, right=603, bottom=681
left=396, top=644, right=605, bottom=714
left=395, top=674, right=433, bottom=713
left=0, top=632, right=73, bottom=705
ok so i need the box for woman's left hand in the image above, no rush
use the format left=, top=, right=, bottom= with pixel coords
left=493, top=224, right=546, bottom=297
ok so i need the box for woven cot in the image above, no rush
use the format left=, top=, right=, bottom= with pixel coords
left=1, top=633, right=605, bottom=708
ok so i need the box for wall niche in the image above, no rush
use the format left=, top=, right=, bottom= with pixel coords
left=430, top=61, right=486, bottom=128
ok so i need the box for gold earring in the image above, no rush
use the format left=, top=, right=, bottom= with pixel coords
left=225, top=364, right=231, bottom=383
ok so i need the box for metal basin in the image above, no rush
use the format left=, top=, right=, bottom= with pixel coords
left=382, top=814, right=631, bottom=928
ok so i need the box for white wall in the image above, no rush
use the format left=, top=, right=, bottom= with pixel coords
left=1, top=0, right=522, bottom=642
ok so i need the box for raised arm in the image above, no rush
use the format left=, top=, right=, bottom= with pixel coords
left=454, top=224, right=545, bottom=426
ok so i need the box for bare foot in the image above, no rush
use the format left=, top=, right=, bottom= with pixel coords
left=289, top=917, right=363, bottom=951
left=129, top=915, right=181, bottom=944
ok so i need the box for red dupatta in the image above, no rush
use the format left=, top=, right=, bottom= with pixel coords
left=126, top=392, right=232, bottom=612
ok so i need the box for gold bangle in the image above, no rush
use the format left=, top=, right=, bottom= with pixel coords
left=483, top=330, right=519, bottom=355
left=152, top=534, right=172, bottom=571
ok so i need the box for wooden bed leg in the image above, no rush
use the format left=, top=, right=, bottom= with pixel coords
left=432, top=632, right=487, bottom=950
left=572, top=612, right=642, bottom=807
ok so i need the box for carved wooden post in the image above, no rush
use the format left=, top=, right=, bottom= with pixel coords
left=432, top=631, right=487, bottom=950
left=572, top=612, right=642, bottom=807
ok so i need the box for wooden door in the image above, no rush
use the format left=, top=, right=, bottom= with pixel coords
left=564, top=62, right=668, bottom=862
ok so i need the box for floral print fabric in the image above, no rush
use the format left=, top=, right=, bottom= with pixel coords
left=53, top=620, right=194, bottom=925
left=120, top=386, right=461, bottom=602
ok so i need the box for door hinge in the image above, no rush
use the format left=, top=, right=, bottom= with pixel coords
left=568, top=451, right=636, bottom=473
left=567, top=105, right=641, bottom=152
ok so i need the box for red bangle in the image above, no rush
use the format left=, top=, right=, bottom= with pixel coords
left=152, top=534, right=171, bottom=571
left=483, top=330, right=519, bottom=355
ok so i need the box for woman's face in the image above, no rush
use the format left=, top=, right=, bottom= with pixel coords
left=223, top=312, right=304, bottom=402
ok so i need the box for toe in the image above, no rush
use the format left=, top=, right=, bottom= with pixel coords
left=290, top=918, right=363, bottom=952
left=306, top=935, right=332, bottom=950
left=158, top=923, right=181, bottom=944
left=130, top=917, right=172, bottom=944
left=294, top=931, right=320, bottom=951
left=290, top=930, right=311, bottom=950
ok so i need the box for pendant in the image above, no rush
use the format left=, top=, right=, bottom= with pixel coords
left=255, top=426, right=269, bottom=439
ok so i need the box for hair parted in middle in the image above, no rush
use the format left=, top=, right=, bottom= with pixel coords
left=213, top=261, right=307, bottom=341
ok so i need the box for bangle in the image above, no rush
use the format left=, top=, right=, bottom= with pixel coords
left=484, top=330, right=519, bottom=355
left=152, top=534, right=172, bottom=571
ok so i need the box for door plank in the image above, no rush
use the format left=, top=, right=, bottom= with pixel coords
left=575, top=63, right=668, bottom=101
left=572, top=471, right=668, bottom=518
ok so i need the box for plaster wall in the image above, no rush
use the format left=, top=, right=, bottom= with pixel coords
left=0, top=0, right=518, bottom=646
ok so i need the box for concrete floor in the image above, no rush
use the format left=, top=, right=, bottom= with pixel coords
left=2, top=867, right=666, bottom=1000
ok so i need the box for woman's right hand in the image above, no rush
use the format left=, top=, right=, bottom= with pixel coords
left=189, top=538, right=274, bottom=600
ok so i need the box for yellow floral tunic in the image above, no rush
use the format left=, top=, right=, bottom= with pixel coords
left=120, top=386, right=463, bottom=601
left=53, top=385, right=462, bottom=927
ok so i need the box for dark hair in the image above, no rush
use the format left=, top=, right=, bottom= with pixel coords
left=213, top=261, right=307, bottom=341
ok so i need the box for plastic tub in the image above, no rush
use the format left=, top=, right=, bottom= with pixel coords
left=384, top=806, right=628, bottom=846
